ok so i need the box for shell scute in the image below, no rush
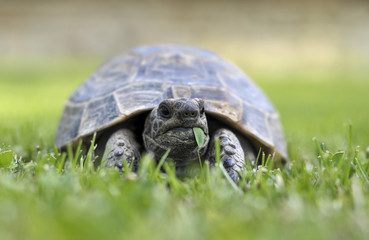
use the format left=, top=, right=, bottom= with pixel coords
left=55, top=103, right=85, bottom=147
left=79, top=95, right=121, bottom=136
left=70, top=54, right=140, bottom=103
left=242, top=102, right=272, bottom=145
left=56, top=44, right=287, bottom=160
left=134, top=52, right=208, bottom=85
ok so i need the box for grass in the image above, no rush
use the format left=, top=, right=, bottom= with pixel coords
left=1, top=57, right=369, bottom=240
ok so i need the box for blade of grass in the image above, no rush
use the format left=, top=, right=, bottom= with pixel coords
left=84, top=133, right=96, bottom=171
left=197, top=152, right=203, bottom=171
left=354, top=146, right=369, bottom=184
left=219, top=163, right=242, bottom=193
left=255, top=148, right=262, bottom=170
left=122, top=158, right=134, bottom=174
left=213, top=138, right=242, bottom=193
left=73, top=140, right=83, bottom=168
left=99, top=145, right=110, bottom=171
left=154, top=148, right=171, bottom=176
left=163, top=161, right=183, bottom=193
left=261, top=152, right=266, bottom=166
left=66, top=143, right=74, bottom=169
left=57, top=152, right=66, bottom=174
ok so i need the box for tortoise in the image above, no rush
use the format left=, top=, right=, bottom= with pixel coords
left=55, top=44, right=287, bottom=181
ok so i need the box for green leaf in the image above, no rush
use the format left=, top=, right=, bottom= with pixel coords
left=0, top=151, right=13, bottom=168
left=332, top=151, right=344, bottom=162
left=193, top=127, right=205, bottom=148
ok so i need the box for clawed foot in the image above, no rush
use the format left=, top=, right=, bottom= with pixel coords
left=210, top=129, right=245, bottom=182
left=105, top=129, right=140, bottom=171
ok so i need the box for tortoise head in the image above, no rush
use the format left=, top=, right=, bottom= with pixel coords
left=143, top=98, right=209, bottom=165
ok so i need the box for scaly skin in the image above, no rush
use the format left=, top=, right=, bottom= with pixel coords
left=104, top=98, right=255, bottom=182
left=208, top=129, right=251, bottom=182
left=105, top=129, right=141, bottom=171
left=143, top=98, right=209, bottom=166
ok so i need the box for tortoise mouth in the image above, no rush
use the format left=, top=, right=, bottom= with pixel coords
left=144, top=125, right=209, bottom=165
left=154, top=126, right=208, bottom=148
left=152, top=126, right=209, bottom=164
left=157, top=127, right=196, bottom=144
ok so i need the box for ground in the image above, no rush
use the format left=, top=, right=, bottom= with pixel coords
left=0, top=58, right=369, bottom=240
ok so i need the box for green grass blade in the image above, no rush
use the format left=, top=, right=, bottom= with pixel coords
left=155, top=148, right=171, bottom=176
left=219, top=163, right=242, bottom=193
left=66, top=143, right=74, bottom=168
left=255, top=148, right=262, bottom=168
left=84, top=133, right=96, bottom=171
left=99, top=145, right=110, bottom=171
left=354, top=147, right=369, bottom=184
left=73, top=140, right=83, bottom=167
left=197, top=152, right=203, bottom=171
left=57, top=152, right=67, bottom=174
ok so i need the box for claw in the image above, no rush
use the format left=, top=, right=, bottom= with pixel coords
left=227, top=170, right=238, bottom=182
left=222, top=155, right=236, bottom=168
left=116, top=140, right=125, bottom=146
left=115, top=160, right=123, bottom=169
left=223, top=145, right=236, bottom=155
left=219, top=137, right=236, bottom=149
left=114, top=149, right=124, bottom=156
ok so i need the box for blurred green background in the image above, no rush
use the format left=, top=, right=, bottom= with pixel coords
left=1, top=0, right=369, bottom=157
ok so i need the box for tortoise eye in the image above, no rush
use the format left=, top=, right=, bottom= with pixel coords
left=158, top=104, right=171, bottom=118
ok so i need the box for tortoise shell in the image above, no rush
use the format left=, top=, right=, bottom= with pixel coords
left=55, top=45, right=287, bottom=161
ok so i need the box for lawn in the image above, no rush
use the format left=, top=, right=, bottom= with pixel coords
left=0, top=57, right=369, bottom=240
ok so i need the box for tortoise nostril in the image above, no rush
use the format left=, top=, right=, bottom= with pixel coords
left=182, top=110, right=198, bottom=119
left=179, top=100, right=200, bottom=120
left=183, top=110, right=197, bottom=118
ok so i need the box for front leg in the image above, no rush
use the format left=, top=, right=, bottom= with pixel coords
left=208, top=128, right=254, bottom=182
left=105, top=129, right=141, bottom=171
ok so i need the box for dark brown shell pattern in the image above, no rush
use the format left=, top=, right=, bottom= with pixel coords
left=55, top=45, right=287, bottom=161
